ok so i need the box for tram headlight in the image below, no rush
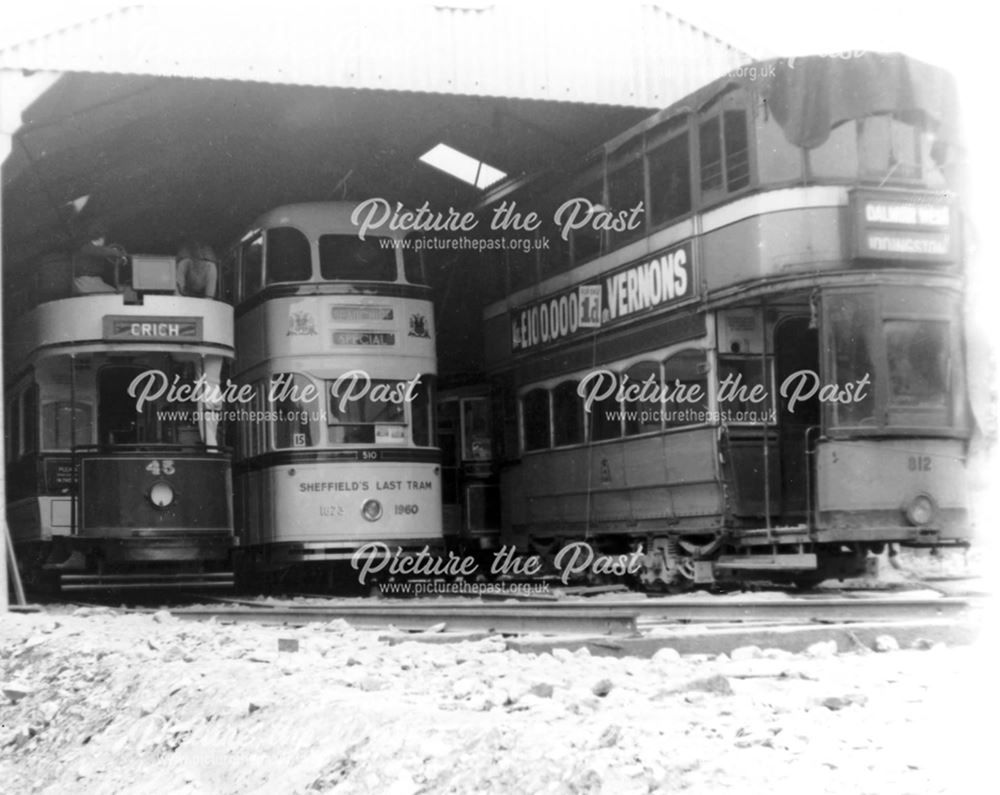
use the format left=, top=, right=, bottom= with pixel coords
left=361, top=499, right=383, bottom=522
left=149, top=480, right=175, bottom=509
left=904, top=494, right=936, bottom=526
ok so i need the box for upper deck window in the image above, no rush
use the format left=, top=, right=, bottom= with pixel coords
left=647, top=124, right=692, bottom=227
left=606, top=140, right=645, bottom=248
left=403, top=247, right=428, bottom=286
left=569, top=177, right=604, bottom=266
left=699, top=92, right=751, bottom=202
left=266, top=227, right=312, bottom=284
left=859, top=115, right=922, bottom=183
left=318, top=235, right=398, bottom=282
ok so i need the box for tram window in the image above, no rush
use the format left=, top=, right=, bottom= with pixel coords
left=462, top=397, right=491, bottom=459
left=724, top=110, right=750, bottom=191
left=755, top=108, right=802, bottom=185
left=885, top=320, right=948, bottom=409
left=624, top=360, right=661, bottom=435
left=22, top=385, right=38, bottom=455
left=539, top=229, right=570, bottom=279
left=403, top=247, right=428, bottom=286
left=411, top=375, right=436, bottom=447
left=717, top=358, right=772, bottom=423
left=589, top=382, right=622, bottom=442
left=607, top=141, right=645, bottom=247
left=859, top=115, right=921, bottom=182
left=266, top=227, right=312, bottom=284
left=241, top=234, right=264, bottom=300
left=648, top=129, right=691, bottom=226
left=220, top=252, right=236, bottom=304
left=570, top=178, right=604, bottom=266
left=271, top=373, right=319, bottom=449
left=507, top=246, right=537, bottom=292
left=319, top=235, right=397, bottom=282
left=552, top=381, right=584, bottom=446
left=662, top=350, right=709, bottom=427
left=6, top=396, right=19, bottom=461
left=699, top=117, right=723, bottom=193
left=521, top=389, right=550, bottom=451
left=827, top=294, right=877, bottom=426
left=42, top=401, right=92, bottom=450
left=700, top=97, right=750, bottom=199
left=327, top=378, right=405, bottom=444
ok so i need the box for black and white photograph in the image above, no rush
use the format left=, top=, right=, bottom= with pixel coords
left=0, top=1, right=994, bottom=792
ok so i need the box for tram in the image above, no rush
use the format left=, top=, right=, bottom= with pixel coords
left=227, top=202, right=442, bottom=584
left=479, top=53, right=971, bottom=588
left=4, top=240, right=235, bottom=590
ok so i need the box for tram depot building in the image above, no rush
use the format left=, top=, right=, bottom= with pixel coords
left=0, top=4, right=980, bottom=598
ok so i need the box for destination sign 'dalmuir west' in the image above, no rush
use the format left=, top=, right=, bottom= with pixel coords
left=510, top=241, right=694, bottom=353
left=851, top=189, right=958, bottom=262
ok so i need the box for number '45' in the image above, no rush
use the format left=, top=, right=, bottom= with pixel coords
left=146, top=460, right=176, bottom=476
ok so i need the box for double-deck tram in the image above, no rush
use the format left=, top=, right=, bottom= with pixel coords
left=4, top=244, right=235, bottom=590
left=227, top=203, right=441, bottom=584
left=480, top=53, right=972, bottom=588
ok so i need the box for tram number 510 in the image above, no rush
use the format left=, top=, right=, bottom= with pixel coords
left=146, top=459, right=176, bottom=476
left=907, top=455, right=931, bottom=472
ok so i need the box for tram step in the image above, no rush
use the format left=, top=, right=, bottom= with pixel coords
left=60, top=572, right=234, bottom=591
left=737, top=524, right=809, bottom=538
left=713, top=553, right=817, bottom=571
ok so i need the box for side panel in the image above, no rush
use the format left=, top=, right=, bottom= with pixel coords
left=503, top=427, right=723, bottom=535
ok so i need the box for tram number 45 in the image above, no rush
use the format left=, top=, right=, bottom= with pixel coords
left=908, top=456, right=931, bottom=472
left=145, top=459, right=176, bottom=476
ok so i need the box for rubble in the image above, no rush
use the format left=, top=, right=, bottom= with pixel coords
left=0, top=607, right=984, bottom=794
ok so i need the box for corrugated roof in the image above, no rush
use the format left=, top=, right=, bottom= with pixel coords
left=0, top=2, right=753, bottom=108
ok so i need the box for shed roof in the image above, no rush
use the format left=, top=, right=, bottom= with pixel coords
left=0, top=2, right=753, bottom=107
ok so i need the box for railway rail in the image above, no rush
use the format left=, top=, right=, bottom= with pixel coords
left=167, top=594, right=978, bottom=637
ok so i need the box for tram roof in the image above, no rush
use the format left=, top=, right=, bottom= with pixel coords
left=0, top=3, right=754, bottom=265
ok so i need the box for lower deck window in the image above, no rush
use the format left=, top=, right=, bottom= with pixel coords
left=327, top=377, right=406, bottom=444
left=521, top=389, right=550, bottom=451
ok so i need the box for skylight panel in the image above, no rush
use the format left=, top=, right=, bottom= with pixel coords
left=419, top=143, right=506, bottom=189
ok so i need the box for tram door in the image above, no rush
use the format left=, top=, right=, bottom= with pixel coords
left=437, top=392, right=500, bottom=549
left=774, top=317, right=820, bottom=520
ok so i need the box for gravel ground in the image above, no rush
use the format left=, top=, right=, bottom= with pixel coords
left=0, top=606, right=993, bottom=794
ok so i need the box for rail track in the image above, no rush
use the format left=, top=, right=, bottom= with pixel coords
left=167, top=593, right=978, bottom=637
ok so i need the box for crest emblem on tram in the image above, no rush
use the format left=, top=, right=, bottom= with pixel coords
left=287, top=310, right=317, bottom=336
left=408, top=313, right=430, bottom=338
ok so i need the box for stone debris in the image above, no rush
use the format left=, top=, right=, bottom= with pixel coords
left=651, top=646, right=681, bottom=664
left=874, top=634, right=900, bottom=653
left=821, top=693, right=870, bottom=711
left=591, top=678, right=614, bottom=697
left=0, top=606, right=978, bottom=794
left=805, top=639, right=839, bottom=658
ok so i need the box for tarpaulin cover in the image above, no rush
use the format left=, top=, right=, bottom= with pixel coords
left=758, top=52, right=959, bottom=149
